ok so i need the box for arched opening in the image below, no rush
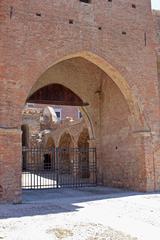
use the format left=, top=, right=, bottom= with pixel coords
left=28, top=52, right=146, bottom=131
left=58, top=133, right=73, bottom=175
left=21, top=53, right=147, bottom=193
left=44, top=137, right=55, bottom=170
left=78, top=128, right=90, bottom=178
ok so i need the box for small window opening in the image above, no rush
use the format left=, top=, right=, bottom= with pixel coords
left=78, top=111, right=83, bottom=119
left=36, top=13, right=41, bottom=17
left=54, top=108, right=62, bottom=121
left=108, top=0, right=112, bottom=2
left=98, top=27, right=102, bottom=30
left=69, top=19, right=74, bottom=24
left=10, top=6, right=13, bottom=19
left=122, top=31, right=127, bottom=35
left=80, top=0, right=91, bottom=3
left=132, top=4, right=136, bottom=8
left=144, top=32, right=147, bottom=46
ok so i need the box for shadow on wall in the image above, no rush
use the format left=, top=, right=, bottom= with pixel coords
left=0, top=187, right=158, bottom=220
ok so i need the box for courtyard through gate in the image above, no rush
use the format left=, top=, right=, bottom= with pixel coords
left=22, top=147, right=97, bottom=189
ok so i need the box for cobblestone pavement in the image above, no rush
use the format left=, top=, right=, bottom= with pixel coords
left=0, top=187, right=160, bottom=240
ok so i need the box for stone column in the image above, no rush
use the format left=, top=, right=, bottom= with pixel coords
left=0, top=128, right=22, bottom=203
left=88, top=139, right=97, bottom=184
left=72, top=143, right=79, bottom=177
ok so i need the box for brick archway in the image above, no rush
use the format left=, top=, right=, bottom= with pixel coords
left=25, top=54, right=149, bottom=192
left=26, top=52, right=148, bottom=145
left=0, top=52, right=155, bottom=203
left=26, top=52, right=148, bottom=131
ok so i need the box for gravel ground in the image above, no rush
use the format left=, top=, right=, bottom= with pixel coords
left=0, top=187, right=160, bottom=240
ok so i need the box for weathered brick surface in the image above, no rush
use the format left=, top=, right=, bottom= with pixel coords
left=0, top=129, right=22, bottom=203
left=0, top=0, right=160, bottom=202
left=153, top=10, right=160, bottom=191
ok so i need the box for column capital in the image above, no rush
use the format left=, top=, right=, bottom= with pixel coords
left=88, top=139, right=96, bottom=147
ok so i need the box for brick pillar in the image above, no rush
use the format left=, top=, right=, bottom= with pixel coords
left=132, top=131, right=156, bottom=192
left=148, top=132, right=160, bottom=192
left=0, top=128, right=22, bottom=203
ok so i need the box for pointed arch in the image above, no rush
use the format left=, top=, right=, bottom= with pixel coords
left=58, top=131, right=75, bottom=148
left=59, top=51, right=148, bottom=130
left=27, top=51, right=148, bottom=131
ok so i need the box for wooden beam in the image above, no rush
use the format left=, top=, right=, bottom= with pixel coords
left=27, top=84, right=89, bottom=106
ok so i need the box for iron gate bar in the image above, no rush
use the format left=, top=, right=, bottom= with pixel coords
left=22, top=147, right=97, bottom=190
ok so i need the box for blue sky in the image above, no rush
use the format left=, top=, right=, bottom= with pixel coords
left=151, top=0, right=160, bottom=9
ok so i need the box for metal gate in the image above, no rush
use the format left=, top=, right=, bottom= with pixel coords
left=22, top=147, right=97, bottom=189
